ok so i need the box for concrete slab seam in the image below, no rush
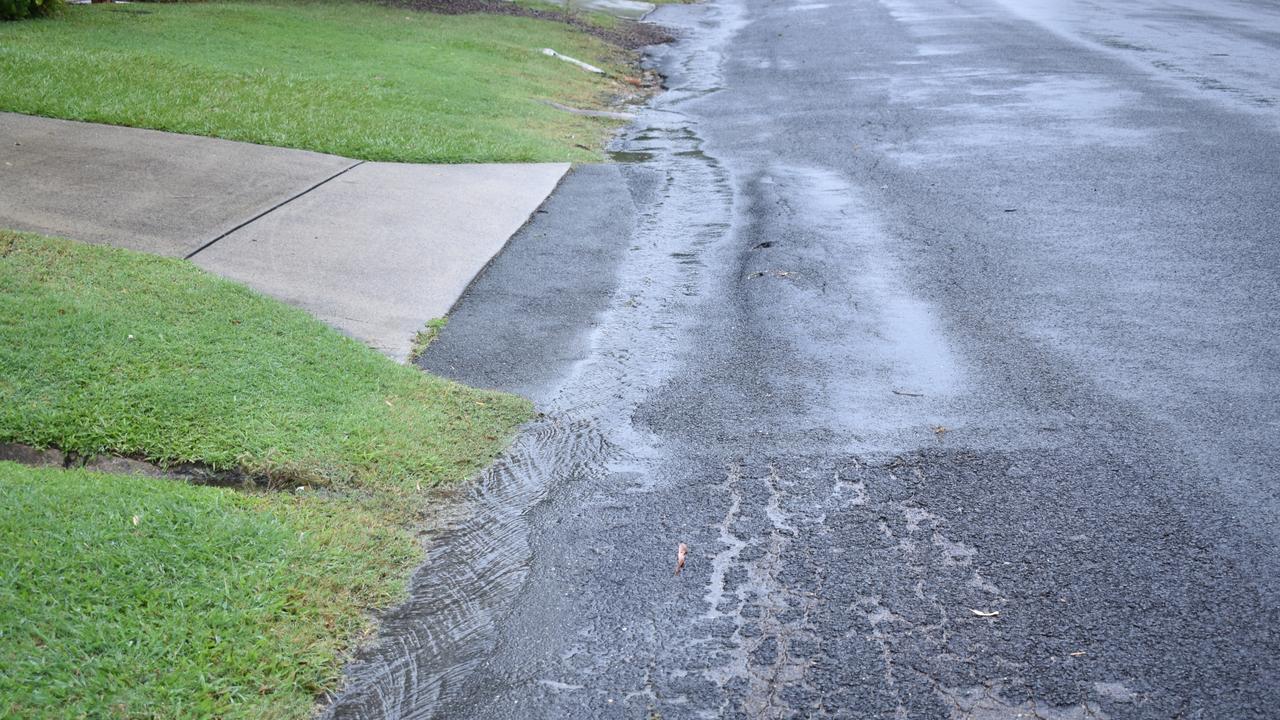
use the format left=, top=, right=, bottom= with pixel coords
left=183, top=160, right=365, bottom=260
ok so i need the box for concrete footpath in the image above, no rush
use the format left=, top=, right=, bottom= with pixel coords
left=0, top=112, right=569, bottom=361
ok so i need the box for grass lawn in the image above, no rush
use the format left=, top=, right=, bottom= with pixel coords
left=0, top=463, right=416, bottom=719
left=0, top=0, right=631, bottom=163
left=0, top=230, right=529, bottom=487
left=0, top=230, right=532, bottom=717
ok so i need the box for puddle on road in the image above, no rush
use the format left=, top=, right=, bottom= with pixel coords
left=607, top=149, right=655, bottom=163
left=734, top=161, right=968, bottom=451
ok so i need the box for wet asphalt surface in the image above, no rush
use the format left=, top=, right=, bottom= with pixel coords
left=325, top=0, right=1280, bottom=718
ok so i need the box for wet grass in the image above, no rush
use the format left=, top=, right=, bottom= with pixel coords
left=0, top=0, right=629, bottom=163
left=0, top=462, right=419, bottom=718
left=0, top=230, right=530, bottom=487
left=0, top=229, right=531, bottom=716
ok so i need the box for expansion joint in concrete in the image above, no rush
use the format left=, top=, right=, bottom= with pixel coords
left=183, top=160, right=365, bottom=260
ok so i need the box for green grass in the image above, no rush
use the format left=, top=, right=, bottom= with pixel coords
left=0, top=230, right=530, bottom=488
left=518, top=0, right=623, bottom=29
left=409, top=317, right=449, bottom=363
left=0, top=462, right=420, bottom=719
left=0, top=229, right=533, bottom=717
left=0, top=1, right=630, bottom=163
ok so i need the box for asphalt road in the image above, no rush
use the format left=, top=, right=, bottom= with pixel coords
left=326, top=0, right=1280, bottom=717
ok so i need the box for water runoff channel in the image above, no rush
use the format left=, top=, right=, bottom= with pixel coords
left=321, top=2, right=745, bottom=717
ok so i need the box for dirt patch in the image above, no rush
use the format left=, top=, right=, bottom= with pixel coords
left=383, top=0, right=676, bottom=50
left=1, top=441, right=271, bottom=488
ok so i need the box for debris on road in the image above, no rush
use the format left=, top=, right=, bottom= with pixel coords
left=675, top=543, right=688, bottom=575
left=970, top=609, right=1000, bottom=617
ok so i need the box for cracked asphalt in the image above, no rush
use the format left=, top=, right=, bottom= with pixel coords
left=324, top=0, right=1280, bottom=717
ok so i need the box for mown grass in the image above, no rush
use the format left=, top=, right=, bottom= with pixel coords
left=0, top=0, right=629, bottom=163
left=0, top=230, right=531, bottom=717
left=0, top=462, right=418, bottom=719
left=0, top=230, right=530, bottom=488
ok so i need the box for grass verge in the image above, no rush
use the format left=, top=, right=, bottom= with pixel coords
left=0, top=230, right=529, bottom=487
left=0, top=463, right=418, bottom=719
left=0, top=0, right=633, bottom=163
left=0, top=230, right=532, bottom=717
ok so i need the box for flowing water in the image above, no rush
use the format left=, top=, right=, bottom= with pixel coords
left=322, top=4, right=744, bottom=716
left=320, top=0, right=1280, bottom=715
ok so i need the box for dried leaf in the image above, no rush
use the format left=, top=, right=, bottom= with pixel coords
left=675, top=543, right=688, bottom=575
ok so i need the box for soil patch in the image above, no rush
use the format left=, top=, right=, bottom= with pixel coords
left=1, top=442, right=271, bottom=488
